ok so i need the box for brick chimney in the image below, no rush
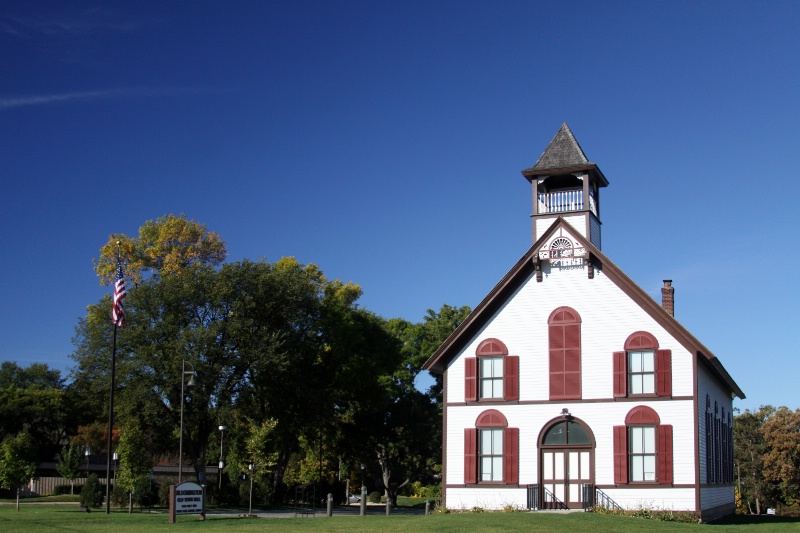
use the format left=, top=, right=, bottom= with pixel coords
left=661, top=280, right=674, bottom=317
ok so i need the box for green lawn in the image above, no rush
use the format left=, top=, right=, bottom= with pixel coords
left=0, top=505, right=798, bottom=532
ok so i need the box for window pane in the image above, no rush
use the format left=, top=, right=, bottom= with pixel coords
left=567, top=421, right=590, bottom=444
left=480, top=430, right=493, bottom=453
left=492, top=358, right=503, bottom=375
left=632, top=456, right=644, bottom=481
left=643, top=427, right=656, bottom=453
left=631, top=427, right=643, bottom=453
left=543, top=422, right=566, bottom=445
left=644, top=455, right=656, bottom=481
left=495, top=378, right=504, bottom=398
left=493, top=429, right=503, bottom=451
left=480, top=457, right=493, bottom=481
left=642, top=374, right=655, bottom=394
left=629, top=352, right=642, bottom=372
left=642, top=351, right=654, bottom=372
left=492, top=457, right=503, bottom=481
left=630, top=375, right=643, bottom=394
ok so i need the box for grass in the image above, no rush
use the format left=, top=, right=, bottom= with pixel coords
left=1, top=504, right=798, bottom=532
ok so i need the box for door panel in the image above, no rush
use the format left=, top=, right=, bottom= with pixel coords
left=541, top=449, right=592, bottom=509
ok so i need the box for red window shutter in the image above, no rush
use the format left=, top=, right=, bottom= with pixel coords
left=657, top=424, right=673, bottom=484
left=464, top=428, right=477, bottom=484
left=613, top=351, right=627, bottom=397
left=465, top=358, right=477, bottom=401
left=656, top=349, right=672, bottom=397
left=504, top=356, right=519, bottom=401
left=613, top=425, right=628, bottom=484
left=504, top=427, right=519, bottom=484
left=549, top=321, right=581, bottom=400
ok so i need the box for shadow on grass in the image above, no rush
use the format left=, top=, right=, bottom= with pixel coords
left=710, top=514, right=800, bottom=525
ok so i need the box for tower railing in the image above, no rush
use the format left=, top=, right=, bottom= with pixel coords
left=537, top=190, right=597, bottom=216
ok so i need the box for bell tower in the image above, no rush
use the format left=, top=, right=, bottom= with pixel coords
left=522, top=123, right=608, bottom=249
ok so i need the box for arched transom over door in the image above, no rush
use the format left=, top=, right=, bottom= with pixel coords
left=538, top=417, right=595, bottom=509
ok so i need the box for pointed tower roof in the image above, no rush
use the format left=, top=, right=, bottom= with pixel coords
left=522, top=123, right=608, bottom=185
left=528, top=123, right=589, bottom=170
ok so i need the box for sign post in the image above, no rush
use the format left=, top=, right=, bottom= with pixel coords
left=169, top=481, right=205, bottom=523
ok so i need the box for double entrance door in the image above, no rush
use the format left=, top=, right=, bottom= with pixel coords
left=541, top=449, right=591, bottom=509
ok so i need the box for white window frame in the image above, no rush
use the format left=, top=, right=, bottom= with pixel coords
left=628, top=350, right=655, bottom=395
left=479, top=357, right=504, bottom=399
left=479, top=428, right=504, bottom=481
left=630, top=425, right=656, bottom=482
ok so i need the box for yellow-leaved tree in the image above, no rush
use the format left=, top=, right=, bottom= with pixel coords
left=93, top=214, right=227, bottom=284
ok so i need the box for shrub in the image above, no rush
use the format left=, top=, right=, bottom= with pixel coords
left=368, top=491, right=381, bottom=504
left=79, top=474, right=103, bottom=509
left=53, top=484, right=82, bottom=495
left=158, top=478, right=175, bottom=508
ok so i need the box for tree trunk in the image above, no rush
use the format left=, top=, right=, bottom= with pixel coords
left=16, top=487, right=20, bottom=511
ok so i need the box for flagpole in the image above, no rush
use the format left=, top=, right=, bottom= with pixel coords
left=105, top=323, right=117, bottom=514
left=105, top=242, right=123, bottom=514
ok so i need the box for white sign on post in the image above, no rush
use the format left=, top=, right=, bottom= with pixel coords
left=174, top=482, right=204, bottom=515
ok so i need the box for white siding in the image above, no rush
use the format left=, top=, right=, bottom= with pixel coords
left=600, top=487, right=696, bottom=512
left=447, top=400, right=696, bottom=500
left=445, top=258, right=694, bottom=403
left=446, top=488, right=528, bottom=511
left=441, top=227, right=706, bottom=511
left=697, top=362, right=734, bottom=510
left=535, top=214, right=587, bottom=242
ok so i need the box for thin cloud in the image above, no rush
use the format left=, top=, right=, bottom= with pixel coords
left=0, top=87, right=221, bottom=111
left=1, top=9, right=140, bottom=38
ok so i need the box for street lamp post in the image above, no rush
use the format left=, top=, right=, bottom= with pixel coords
left=85, top=446, right=92, bottom=478
left=113, top=451, right=119, bottom=484
left=218, top=425, right=226, bottom=490
left=178, top=360, right=196, bottom=484
left=248, top=463, right=254, bottom=516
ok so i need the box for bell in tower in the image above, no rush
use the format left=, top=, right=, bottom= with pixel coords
left=521, top=123, right=608, bottom=249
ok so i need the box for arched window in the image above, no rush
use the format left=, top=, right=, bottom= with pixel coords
left=463, top=410, right=518, bottom=485
left=465, top=338, right=519, bottom=402
left=548, top=307, right=581, bottom=400
left=613, top=331, right=672, bottom=398
left=613, top=406, right=673, bottom=485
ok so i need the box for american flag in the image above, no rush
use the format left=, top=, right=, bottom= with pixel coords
left=112, top=261, right=126, bottom=327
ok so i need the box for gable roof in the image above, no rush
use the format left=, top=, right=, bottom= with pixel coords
left=422, top=217, right=745, bottom=399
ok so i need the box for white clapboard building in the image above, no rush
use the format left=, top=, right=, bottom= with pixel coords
left=423, top=124, right=743, bottom=521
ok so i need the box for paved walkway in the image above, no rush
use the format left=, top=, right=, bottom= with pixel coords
left=210, top=503, right=426, bottom=519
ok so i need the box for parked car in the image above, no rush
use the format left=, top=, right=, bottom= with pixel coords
left=347, top=493, right=361, bottom=504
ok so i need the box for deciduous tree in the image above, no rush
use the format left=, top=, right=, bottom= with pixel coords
left=93, top=214, right=227, bottom=284
left=0, top=431, right=37, bottom=510
left=762, top=406, right=800, bottom=505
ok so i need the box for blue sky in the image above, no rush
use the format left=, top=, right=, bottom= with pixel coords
left=1, top=1, right=798, bottom=412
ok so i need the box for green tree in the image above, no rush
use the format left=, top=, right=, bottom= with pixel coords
left=0, top=361, right=64, bottom=390
left=116, top=421, right=153, bottom=512
left=80, top=473, right=103, bottom=509
left=56, top=443, right=83, bottom=495
left=0, top=431, right=37, bottom=511
left=0, top=363, right=86, bottom=462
